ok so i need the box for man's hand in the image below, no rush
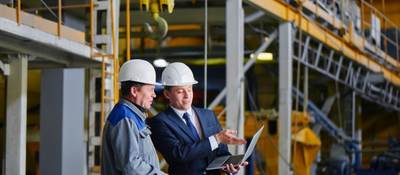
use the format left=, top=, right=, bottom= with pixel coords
left=222, top=161, right=249, bottom=174
left=214, top=130, right=246, bottom=145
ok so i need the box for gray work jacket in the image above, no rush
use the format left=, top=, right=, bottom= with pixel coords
left=101, top=99, right=164, bottom=175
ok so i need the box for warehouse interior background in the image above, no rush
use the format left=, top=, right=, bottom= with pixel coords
left=0, top=0, right=399, bottom=174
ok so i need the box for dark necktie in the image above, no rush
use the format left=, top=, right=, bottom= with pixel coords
left=183, top=112, right=200, bottom=141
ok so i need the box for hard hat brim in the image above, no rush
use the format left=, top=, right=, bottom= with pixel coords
left=162, top=80, right=198, bottom=86
left=141, top=81, right=162, bottom=86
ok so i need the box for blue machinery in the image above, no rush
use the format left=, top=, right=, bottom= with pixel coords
left=293, top=88, right=361, bottom=174
left=294, top=88, right=400, bottom=175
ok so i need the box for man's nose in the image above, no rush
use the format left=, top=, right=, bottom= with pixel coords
left=183, top=90, right=189, bottom=97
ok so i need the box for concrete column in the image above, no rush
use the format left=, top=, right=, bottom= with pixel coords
left=5, top=55, right=28, bottom=175
left=226, top=0, right=245, bottom=155
left=40, top=68, right=85, bottom=175
left=278, top=23, right=293, bottom=175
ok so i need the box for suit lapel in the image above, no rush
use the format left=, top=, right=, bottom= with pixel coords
left=165, top=107, right=198, bottom=142
left=193, top=107, right=210, bottom=138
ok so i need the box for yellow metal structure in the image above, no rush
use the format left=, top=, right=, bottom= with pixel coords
left=291, top=111, right=311, bottom=133
left=245, top=0, right=400, bottom=86
left=88, top=1, right=119, bottom=173
left=159, top=0, right=174, bottom=13
left=90, top=0, right=94, bottom=56
left=0, top=3, right=85, bottom=43
left=110, top=0, right=119, bottom=105
left=218, top=110, right=321, bottom=175
left=291, top=111, right=321, bottom=175
left=292, top=127, right=321, bottom=175
left=140, top=0, right=150, bottom=11
left=140, top=0, right=174, bottom=13
left=16, top=0, right=20, bottom=24
left=220, top=110, right=321, bottom=175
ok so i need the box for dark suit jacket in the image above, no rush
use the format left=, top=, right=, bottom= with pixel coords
left=148, top=106, right=230, bottom=175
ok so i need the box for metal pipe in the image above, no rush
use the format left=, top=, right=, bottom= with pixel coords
left=381, top=0, right=388, bottom=62
left=110, top=0, right=119, bottom=104
left=208, top=30, right=277, bottom=109
left=90, top=0, right=94, bottom=58
left=244, top=10, right=265, bottom=23
left=126, top=0, right=131, bottom=61
left=101, top=58, right=106, bottom=135
left=16, top=0, right=21, bottom=24
left=24, top=4, right=90, bottom=11
left=58, top=0, right=62, bottom=37
left=204, top=0, right=208, bottom=108
left=397, top=28, right=399, bottom=60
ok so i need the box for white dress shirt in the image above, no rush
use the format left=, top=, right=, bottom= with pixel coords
left=171, top=106, right=219, bottom=151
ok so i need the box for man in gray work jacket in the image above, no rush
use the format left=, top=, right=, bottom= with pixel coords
left=101, top=59, right=165, bottom=175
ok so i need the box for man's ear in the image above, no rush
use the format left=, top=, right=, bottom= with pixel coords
left=130, top=86, right=138, bottom=98
left=163, top=90, right=170, bottom=100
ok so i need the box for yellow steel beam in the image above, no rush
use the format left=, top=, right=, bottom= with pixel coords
left=245, top=0, right=400, bottom=86
left=298, top=0, right=400, bottom=71
left=110, top=0, right=119, bottom=104
left=90, top=0, right=94, bottom=58
left=300, top=0, right=344, bottom=30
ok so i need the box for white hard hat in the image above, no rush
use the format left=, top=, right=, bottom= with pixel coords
left=119, top=59, right=160, bottom=85
left=161, top=62, right=198, bottom=86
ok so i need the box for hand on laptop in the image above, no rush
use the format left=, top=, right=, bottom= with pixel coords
left=214, top=129, right=247, bottom=145
left=222, top=161, right=249, bottom=173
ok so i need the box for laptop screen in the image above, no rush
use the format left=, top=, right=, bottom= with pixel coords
left=242, top=125, right=264, bottom=162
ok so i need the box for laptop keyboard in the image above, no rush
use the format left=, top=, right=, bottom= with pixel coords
left=224, top=155, right=244, bottom=165
left=212, top=156, right=229, bottom=165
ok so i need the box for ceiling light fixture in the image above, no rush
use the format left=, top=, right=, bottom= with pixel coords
left=153, top=58, right=169, bottom=68
left=251, top=52, right=273, bottom=61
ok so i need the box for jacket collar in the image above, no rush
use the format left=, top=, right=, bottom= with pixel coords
left=119, top=98, right=147, bottom=121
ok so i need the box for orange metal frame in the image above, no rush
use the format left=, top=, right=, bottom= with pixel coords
left=246, top=0, right=400, bottom=86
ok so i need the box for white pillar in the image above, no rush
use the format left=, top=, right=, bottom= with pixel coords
left=5, top=55, right=28, bottom=175
left=226, top=0, right=245, bottom=155
left=279, top=23, right=293, bottom=175
left=40, top=68, right=85, bottom=175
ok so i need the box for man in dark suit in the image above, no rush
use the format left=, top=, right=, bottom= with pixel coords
left=148, top=62, right=247, bottom=175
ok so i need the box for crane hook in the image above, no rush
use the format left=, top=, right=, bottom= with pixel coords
left=144, top=2, right=168, bottom=40
left=144, top=15, right=168, bottom=40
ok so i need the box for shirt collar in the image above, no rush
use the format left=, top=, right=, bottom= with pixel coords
left=170, top=106, right=193, bottom=119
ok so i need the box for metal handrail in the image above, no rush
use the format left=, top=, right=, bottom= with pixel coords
left=359, top=0, right=399, bottom=61
left=12, top=0, right=91, bottom=39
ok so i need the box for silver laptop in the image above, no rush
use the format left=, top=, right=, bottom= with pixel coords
left=206, top=125, right=264, bottom=171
